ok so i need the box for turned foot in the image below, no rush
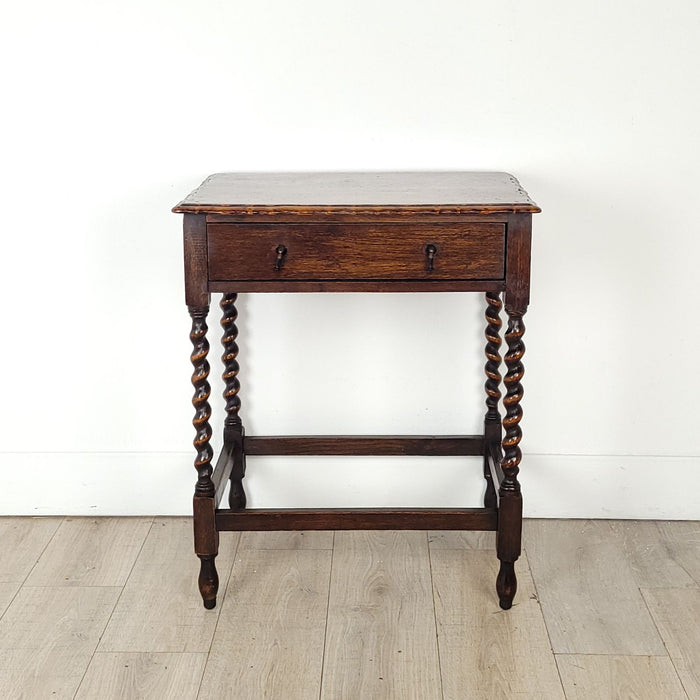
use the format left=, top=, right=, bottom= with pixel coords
left=496, top=560, right=517, bottom=609
left=198, top=555, right=219, bottom=609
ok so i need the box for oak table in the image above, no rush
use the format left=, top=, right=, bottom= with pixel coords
left=173, top=172, right=539, bottom=610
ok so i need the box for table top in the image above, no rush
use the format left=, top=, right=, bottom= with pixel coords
left=173, top=171, right=540, bottom=216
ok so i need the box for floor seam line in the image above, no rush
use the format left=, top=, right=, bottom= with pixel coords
left=638, top=587, right=692, bottom=700
left=318, top=531, right=336, bottom=700
left=72, top=516, right=155, bottom=698
left=427, top=531, right=446, bottom=700
left=0, top=516, right=65, bottom=625
left=196, top=527, right=243, bottom=700
left=524, top=546, right=568, bottom=698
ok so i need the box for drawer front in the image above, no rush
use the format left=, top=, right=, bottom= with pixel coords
left=207, top=223, right=505, bottom=281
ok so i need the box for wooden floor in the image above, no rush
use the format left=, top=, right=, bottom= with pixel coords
left=0, top=518, right=698, bottom=699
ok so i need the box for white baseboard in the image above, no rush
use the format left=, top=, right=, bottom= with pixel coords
left=1, top=452, right=698, bottom=519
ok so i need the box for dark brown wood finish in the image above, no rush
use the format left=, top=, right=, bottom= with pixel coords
left=243, top=435, right=484, bottom=456
left=177, top=172, right=538, bottom=610
left=207, top=222, right=505, bottom=281
left=183, top=215, right=209, bottom=308
left=505, top=213, right=533, bottom=312
left=209, top=279, right=505, bottom=293
left=173, top=171, right=540, bottom=216
left=206, top=212, right=510, bottom=224
left=220, top=293, right=247, bottom=511
left=483, top=291, right=503, bottom=510
left=188, top=305, right=218, bottom=609
left=495, top=211, right=532, bottom=610
left=496, top=311, right=526, bottom=609
left=487, top=441, right=505, bottom=492
left=211, top=446, right=234, bottom=508
left=215, top=508, right=498, bottom=531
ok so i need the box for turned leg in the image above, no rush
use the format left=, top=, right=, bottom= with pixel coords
left=496, top=310, right=525, bottom=610
left=483, top=292, right=502, bottom=509
left=189, top=305, right=219, bottom=609
left=221, top=293, right=247, bottom=510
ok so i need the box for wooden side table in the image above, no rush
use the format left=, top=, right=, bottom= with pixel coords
left=173, top=172, right=539, bottom=610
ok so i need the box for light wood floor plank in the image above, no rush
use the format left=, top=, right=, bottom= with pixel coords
left=608, top=520, right=697, bottom=588
left=428, top=530, right=496, bottom=549
left=0, top=517, right=62, bottom=619
left=321, top=531, right=441, bottom=700
left=556, top=654, right=688, bottom=700
left=75, top=652, right=206, bottom=700
left=199, top=548, right=331, bottom=699
left=1, top=517, right=695, bottom=699
left=99, top=518, right=238, bottom=653
left=431, top=549, right=564, bottom=699
left=525, top=520, right=665, bottom=654
left=642, top=587, right=700, bottom=698
left=654, top=521, right=700, bottom=585
left=0, top=583, right=18, bottom=618
left=26, top=517, right=152, bottom=587
left=0, top=586, right=120, bottom=699
left=239, top=530, right=333, bottom=550
left=0, top=517, right=62, bottom=583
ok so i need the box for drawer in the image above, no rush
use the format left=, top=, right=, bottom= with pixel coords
left=207, top=223, right=505, bottom=281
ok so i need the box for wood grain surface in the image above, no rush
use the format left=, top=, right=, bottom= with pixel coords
left=0, top=517, right=62, bottom=583
left=427, top=530, right=497, bottom=549
left=321, top=531, right=441, bottom=699
left=556, top=654, right=687, bottom=700
left=0, top=584, right=16, bottom=619
left=431, top=549, right=564, bottom=699
left=173, top=171, right=540, bottom=215
left=524, top=519, right=666, bottom=655
left=0, top=586, right=120, bottom=699
left=642, top=587, right=700, bottom=698
left=238, top=530, right=334, bottom=550
left=608, top=520, right=699, bottom=588
left=0, top=518, right=689, bottom=699
left=209, top=278, right=505, bottom=293
left=98, top=518, right=238, bottom=653
left=215, top=508, right=498, bottom=531
left=200, top=549, right=331, bottom=699
left=25, top=517, right=152, bottom=587
left=243, top=434, right=485, bottom=456
left=0, top=517, right=61, bottom=615
left=207, top=222, right=505, bottom=281
left=76, top=652, right=207, bottom=700
left=654, top=520, right=700, bottom=585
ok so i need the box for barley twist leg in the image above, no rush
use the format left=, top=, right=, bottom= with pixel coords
left=483, top=292, right=502, bottom=509
left=496, top=311, right=525, bottom=610
left=221, top=293, right=247, bottom=510
left=189, top=305, right=219, bottom=609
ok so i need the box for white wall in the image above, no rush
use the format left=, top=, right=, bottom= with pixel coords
left=1, top=0, right=699, bottom=517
